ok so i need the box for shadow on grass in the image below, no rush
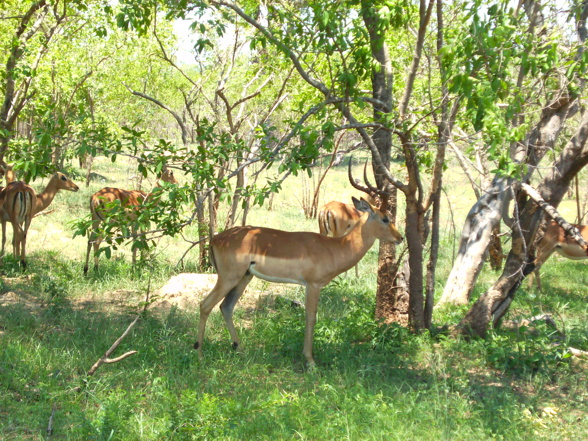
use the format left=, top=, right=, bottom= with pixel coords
left=1, top=257, right=586, bottom=440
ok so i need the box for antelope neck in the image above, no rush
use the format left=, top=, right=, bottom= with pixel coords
left=337, top=213, right=376, bottom=257
left=35, top=181, right=60, bottom=213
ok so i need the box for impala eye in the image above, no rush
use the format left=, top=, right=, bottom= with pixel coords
left=382, top=217, right=389, bottom=224
left=61, top=175, right=66, bottom=180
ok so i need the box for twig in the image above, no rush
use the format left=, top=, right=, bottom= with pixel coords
left=85, top=281, right=152, bottom=377
left=175, top=234, right=209, bottom=270
left=568, top=347, right=588, bottom=358
left=33, top=208, right=55, bottom=218
left=46, top=404, right=56, bottom=437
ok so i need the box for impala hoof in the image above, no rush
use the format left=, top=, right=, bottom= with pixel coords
left=232, top=342, right=239, bottom=350
left=193, top=341, right=199, bottom=350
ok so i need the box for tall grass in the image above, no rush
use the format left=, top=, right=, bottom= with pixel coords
left=1, top=158, right=587, bottom=440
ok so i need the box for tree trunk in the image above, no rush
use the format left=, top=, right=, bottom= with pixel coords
left=439, top=96, right=575, bottom=305
left=459, top=107, right=588, bottom=337
left=374, top=188, right=401, bottom=323
left=405, top=193, right=425, bottom=330
left=439, top=176, right=510, bottom=305
left=362, top=4, right=405, bottom=325
left=488, top=225, right=503, bottom=271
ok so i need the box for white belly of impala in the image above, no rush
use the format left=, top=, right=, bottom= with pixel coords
left=248, top=262, right=306, bottom=286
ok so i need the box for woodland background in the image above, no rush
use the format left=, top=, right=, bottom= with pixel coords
left=1, top=0, right=588, bottom=439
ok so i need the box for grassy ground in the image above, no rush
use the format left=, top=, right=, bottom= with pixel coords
left=1, top=157, right=588, bottom=440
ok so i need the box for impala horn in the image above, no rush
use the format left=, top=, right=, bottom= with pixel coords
left=348, top=158, right=390, bottom=212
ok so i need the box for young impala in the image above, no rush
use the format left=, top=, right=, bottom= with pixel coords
left=529, top=220, right=588, bottom=290
left=84, top=167, right=178, bottom=274
left=195, top=193, right=403, bottom=368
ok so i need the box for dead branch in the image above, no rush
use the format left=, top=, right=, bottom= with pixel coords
left=85, top=284, right=152, bottom=378
left=46, top=403, right=56, bottom=437
left=33, top=208, right=55, bottom=218
left=568, top=347, right=588, bottom=358
left=505, top=313, right=588, bottom=358
left=176, top=234, right=209, bottom=270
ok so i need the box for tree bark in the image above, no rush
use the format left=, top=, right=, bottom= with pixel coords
left=439, top=95, right=575, bottom=305
left=0, top=1, right=48, bottom=165
left=459, top=106, right=588, bottom=337
left=361, top=3, right=403, bottom=324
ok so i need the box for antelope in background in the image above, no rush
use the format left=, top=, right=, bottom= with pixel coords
left=0, top=169, right=79, bottom=269
left=195, top=169, right=402, bottom=368
left=318, top=161, right=379, bottom=277
left=84, top=167, right=178, bottom=274
left=529, top=220, right=588, bottom=291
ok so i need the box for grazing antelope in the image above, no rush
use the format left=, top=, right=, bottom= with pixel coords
left=84, top=167, right=178, bottom=274
left=0, top=172, right=79, bottom=269
left=195, top=191, right=403, bottom=367
left=529, top=220, right=588, bottom=290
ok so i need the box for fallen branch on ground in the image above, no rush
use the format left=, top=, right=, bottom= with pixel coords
left=84, top=281, right=152, bottom=379
left=46, top=404, right=56, bottom=437
left=34, top=209, right=55, bottom=218
left=504, top=313, right=588, bottom=358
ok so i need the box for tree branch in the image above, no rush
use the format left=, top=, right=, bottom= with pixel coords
left=124, top=84, right=188, bottom=146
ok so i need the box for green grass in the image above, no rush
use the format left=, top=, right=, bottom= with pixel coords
left=1, top=158, right=588, bottom=440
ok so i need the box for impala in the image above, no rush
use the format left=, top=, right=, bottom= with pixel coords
left=195, top=195, right=403, bottom=367
left=529, top=220, right=588, bottom=290
left=0, top=172, right=79, bottom=269
left=0, top=164, right=16, bottom=185
left=84, top=167, right=178, bottom=274
left=318, top=162, right=380, bottom=277
left=318, top=200, right=364, bottom=237
left=0, top=182, right=35, bottom=268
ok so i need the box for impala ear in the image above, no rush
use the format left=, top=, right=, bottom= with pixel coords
left=352, top=196, right=374, bottom=214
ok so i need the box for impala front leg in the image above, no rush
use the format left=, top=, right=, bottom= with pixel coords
left=303, top=284, right=321, bottom=368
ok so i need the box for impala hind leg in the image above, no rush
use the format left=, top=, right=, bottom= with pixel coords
left=20, top=218, right=31, bottom=270
left=1, top=219, right=6, bottom=258
left=220, top=273, right=253, bottom=350
left=84, top=220, right=101, bottom=275
left=195, top=274, right=249, bottom=358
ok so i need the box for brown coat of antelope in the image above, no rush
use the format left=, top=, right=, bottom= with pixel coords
left=83, top=168, right=178, bottom=275
left=0, top=172, right=79, bottom=269
left=318, top=200, right=369, bottom=277
left=195, top=195, right=403, bottom=368
left=318, top=162, right=379, bottom=277
left=529, top=220, right=588, bottom=290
